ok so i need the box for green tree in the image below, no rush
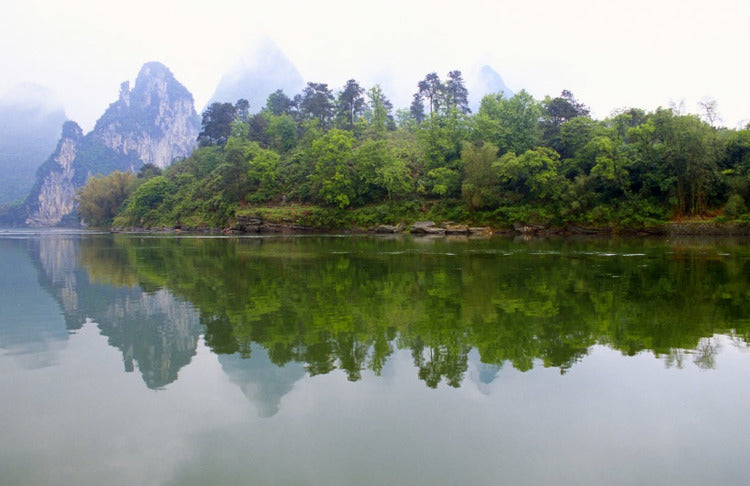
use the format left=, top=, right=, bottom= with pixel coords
left=608, top=108, right=647, bottom=140
left=246, top=113, right=270, bottom=146
left=300, top=82, right=335, bottom=128
left=495, top=147, right=565, bottom=202
left=336, top=79, right=367, bottom=131
left=218, top=148, right=251, bottom=203
left=410, top=93, right=426, bottom=125
left=417, top=105, right=468, bottom=173
left=311, top=129, right=356, bottom=208
left=445, top=70, right=470, bottom=114
left=353, top=140, right=411, bottom=202
left=426, top=167, right=461, bottom=197
left=539, top=90, right=590, bottom=150
left=417, top=72, right=443, bottom=115
left=124, top=175, right=173, bottom=224
left=266, top=89, right=293, bottom=116
left=461, top=142, right=501, bottom=209
left=197, top=102, right=236, bottom=147
left=473, top=90, right=541, bottom=155
left=235, top=99, right=250, bottom=123
left=137, top=163, right=162, bottom=179
left=629, top=109, right=718, bottom=215
left=557, top=116, right=598, bottom=161
left=718, top=127, right=750, bottom=204
left=246, top=143, right=281, bottom=202
left=266, top=114, right=298, bottom=152
left=77, top=171, right=137, bottom=227
left=586, top=136, right=632, bottom=200
left=364, top=85, right=394, bottom=138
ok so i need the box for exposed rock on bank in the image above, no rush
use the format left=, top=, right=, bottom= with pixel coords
left=665, top=221, right=750, bottom=236
left=230, top=217, right=494, bottom=236
left=373, top=224, right=404, bottom=234
left=230, top=215, right=319, bottom=234
left=410, top=221, right=491, bottom=236
left=121, top=216, right=750, bottom=238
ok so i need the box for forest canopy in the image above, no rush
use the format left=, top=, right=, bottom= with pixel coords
left=76, top=71, right=750, bottom=230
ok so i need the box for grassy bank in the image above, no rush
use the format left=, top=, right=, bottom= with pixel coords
left=201, top=201, right=749, bottom=235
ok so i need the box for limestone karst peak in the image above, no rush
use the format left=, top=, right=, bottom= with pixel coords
left=24, top=63, right=200, bottom=226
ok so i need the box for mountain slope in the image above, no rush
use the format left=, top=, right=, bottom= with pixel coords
left=25, top=62, right=199, bottom=226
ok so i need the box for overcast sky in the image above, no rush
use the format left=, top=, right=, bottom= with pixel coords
left=1, top=0, right=748, bottom=131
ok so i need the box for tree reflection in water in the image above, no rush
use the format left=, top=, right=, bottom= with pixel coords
left=31, top=234, right=750, bottom=390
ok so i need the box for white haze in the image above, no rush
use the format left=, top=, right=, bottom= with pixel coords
left=1, top=0, right=748, bottom=131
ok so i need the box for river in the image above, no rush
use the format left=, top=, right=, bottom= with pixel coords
left=1, top=230, right=749, bottom=485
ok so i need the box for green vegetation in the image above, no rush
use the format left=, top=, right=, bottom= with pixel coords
left=76, top=171, right=137, bottom=227
left=77, top=72, right=750, bottom=230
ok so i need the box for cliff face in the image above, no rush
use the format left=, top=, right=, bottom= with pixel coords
left=25, top=62, right=199, bottom=227
left=94, top=62, right=199, bottom=169
left=25, top=122, right=83, bottom=227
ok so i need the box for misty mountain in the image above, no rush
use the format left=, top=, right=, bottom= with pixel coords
left=207, top=37, right=305, bottom=112
left=468, top=65, right=514, bottom=112
left=0, top=84, right=67, bottom=204
left=25, top=62, right=199, bottom=226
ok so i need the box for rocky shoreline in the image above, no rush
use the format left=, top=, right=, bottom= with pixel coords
left=110, top=216, right=750, bottom=237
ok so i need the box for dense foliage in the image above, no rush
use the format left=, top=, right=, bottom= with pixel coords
left=76, top=71, right=750, bottom=229
left=76, top=171, right=137, bottom=227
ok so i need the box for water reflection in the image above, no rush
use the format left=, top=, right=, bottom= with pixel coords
left=0, top=238, right=68, bottom=369
left=22, top=233, right=203, bottom=388
left=218, top=344, right=305, bottom=417
left=4, top=232, right=750, bottom=394
left=2, top=231, right=750, bottom=485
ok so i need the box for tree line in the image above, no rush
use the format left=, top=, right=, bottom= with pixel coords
left=76, top=71, right=750, bottom=229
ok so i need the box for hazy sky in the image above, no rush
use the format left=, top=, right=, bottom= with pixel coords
left=1, top=0, right=748, bottom=131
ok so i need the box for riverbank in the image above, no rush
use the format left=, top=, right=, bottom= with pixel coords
left=109, top=207, right=750, bottom=237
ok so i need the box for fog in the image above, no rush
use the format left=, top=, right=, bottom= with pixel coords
left=1, top=0, right=748, bottom=130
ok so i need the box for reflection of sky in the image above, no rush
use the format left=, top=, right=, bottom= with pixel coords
left=4, top=320, right=749, bottom=485
left=169, top=338, right=750, bottom=486
left=3, top=233, right=750, bottom=485
left=468, top=348, right=501, bottom=387
left=0, top=325, right=249, bottom=485
left=0, top=239, right=68, bottom=369
left=218, top=344, right=305, bottom=417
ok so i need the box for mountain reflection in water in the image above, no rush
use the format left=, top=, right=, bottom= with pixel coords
left=2, top=232, right=747, bottom=400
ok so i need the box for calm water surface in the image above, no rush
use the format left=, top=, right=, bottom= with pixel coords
left=1, top=230, right=750, bottom=485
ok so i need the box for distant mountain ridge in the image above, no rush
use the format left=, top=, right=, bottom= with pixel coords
left=207, top=37, right=305, bottom=111
left=24, top=62, right=199, bottom=227
left=206, top=38, right=515, bottom=116
left=468, top=65, right=514, bottom=112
